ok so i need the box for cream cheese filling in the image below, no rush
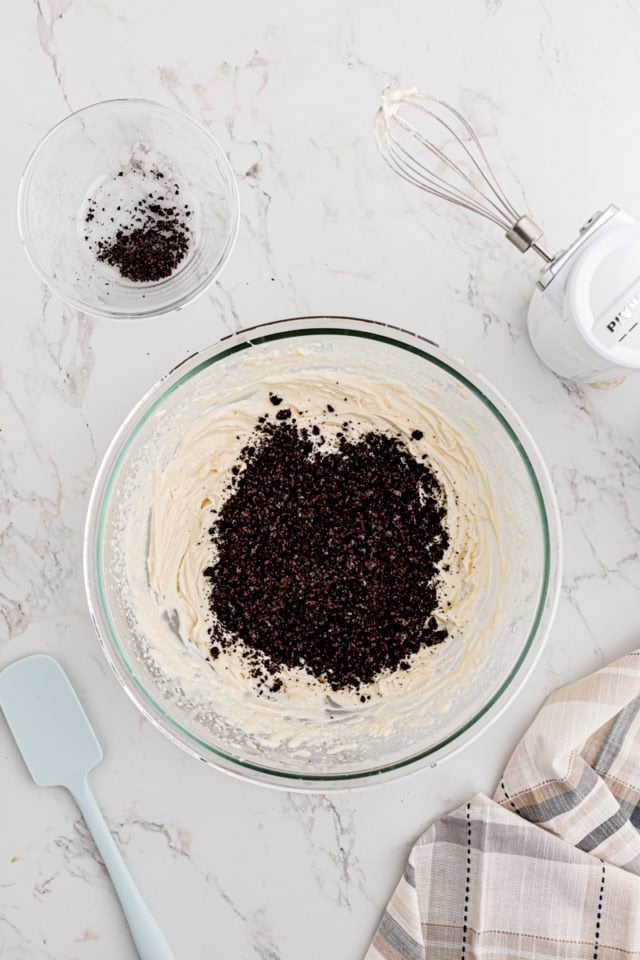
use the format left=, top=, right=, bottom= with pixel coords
left=124, top=353, right=503, bottom=751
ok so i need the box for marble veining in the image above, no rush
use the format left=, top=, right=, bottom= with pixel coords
left=2, top=0, right=640, bottom=957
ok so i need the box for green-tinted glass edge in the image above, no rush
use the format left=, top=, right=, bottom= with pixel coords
left=95, top=325, right=553, bottom=783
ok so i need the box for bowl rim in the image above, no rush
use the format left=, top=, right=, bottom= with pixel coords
left=83, top=316, right=563, bottom=790
left=17, top=97, right=240, bottom=321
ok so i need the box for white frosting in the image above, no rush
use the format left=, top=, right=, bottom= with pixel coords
left=122, top=348, right=505, bottom=754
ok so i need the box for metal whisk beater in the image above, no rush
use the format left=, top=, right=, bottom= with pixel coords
left=375, top=88, right=553, bottom=262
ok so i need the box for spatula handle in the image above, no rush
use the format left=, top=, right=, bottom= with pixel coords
left=70, top=777, right=176, bottom=960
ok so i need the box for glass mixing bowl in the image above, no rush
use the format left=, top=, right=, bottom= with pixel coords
left=84, top=317, right=562, bottom=790
left=18, top=99, right=239, bottom=320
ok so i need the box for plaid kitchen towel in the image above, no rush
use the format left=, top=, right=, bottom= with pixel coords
left=366, top=649, right=640, bottom=959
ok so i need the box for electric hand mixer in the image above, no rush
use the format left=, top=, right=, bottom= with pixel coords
left=375, top=88, right=640, bottom=387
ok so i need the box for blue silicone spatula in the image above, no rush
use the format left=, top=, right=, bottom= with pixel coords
left=0, top=654, right=175, bottom=960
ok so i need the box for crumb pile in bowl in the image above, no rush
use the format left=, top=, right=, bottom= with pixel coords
left=203, top=403, right=451, bottom=693
left=83, top=165, right=192, bottom=283
left=87, top=320, right=559, bottom=786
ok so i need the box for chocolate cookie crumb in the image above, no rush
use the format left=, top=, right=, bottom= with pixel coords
left=411, top=429, right=424, bottom=441
left=96, top=221, right=189, bottom=282
left=205, top=419, right=449, bottom=691
left=83, top=168, right=191, bottom=282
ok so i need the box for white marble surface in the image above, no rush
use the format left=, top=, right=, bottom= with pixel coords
left=2, top=1, right=640, bottom=957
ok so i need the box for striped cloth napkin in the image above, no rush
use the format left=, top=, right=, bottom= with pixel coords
left=366, top=649, right=640, bottom=959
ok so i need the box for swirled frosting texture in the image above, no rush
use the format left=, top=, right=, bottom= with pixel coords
left=122, top=346, right=511, bottom=754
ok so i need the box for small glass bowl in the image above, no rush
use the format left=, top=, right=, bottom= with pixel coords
left=17, top=99, right=239, bottom=320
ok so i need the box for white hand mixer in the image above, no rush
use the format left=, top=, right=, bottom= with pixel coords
left=376, top=88, right=640, bottom=387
